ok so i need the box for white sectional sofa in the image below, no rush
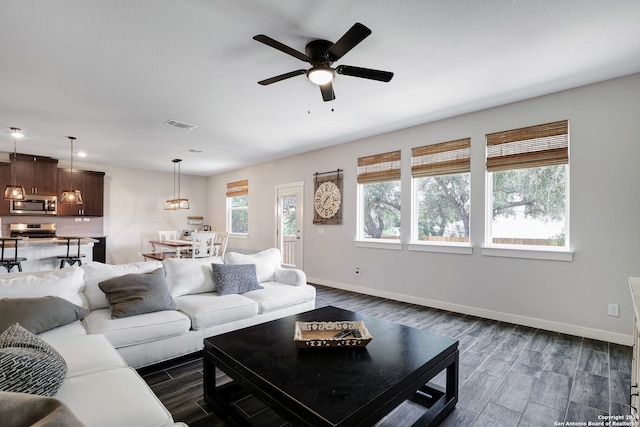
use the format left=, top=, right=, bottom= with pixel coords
left=0, top=248, right=315, bottom=427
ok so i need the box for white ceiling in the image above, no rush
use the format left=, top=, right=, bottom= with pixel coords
left=1, top=1, right=639, bottom=176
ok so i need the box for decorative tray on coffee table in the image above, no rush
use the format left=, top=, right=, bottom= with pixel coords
left=293, top=320, right=373, bottom=348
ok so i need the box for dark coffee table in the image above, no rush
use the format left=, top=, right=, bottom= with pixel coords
left=203, top=306, right=458, bottom=426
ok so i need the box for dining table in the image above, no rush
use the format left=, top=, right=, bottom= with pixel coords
left=148, top=239, right=196, bottom=258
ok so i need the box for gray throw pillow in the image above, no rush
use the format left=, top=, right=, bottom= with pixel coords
left=0, top=323, right=67, bottom=397
left=0, top=296, right=90, bottom=334
left=98, top=268, right=177, bottom=318
left=212, top=263, right=263, bottom=296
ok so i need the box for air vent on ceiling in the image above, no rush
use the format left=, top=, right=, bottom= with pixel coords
left=164, top=119, right=197, bottom=130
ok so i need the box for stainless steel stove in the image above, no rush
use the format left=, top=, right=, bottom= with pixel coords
left=10, top=223, right=57, bottom=239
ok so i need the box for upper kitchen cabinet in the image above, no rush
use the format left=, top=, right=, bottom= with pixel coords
left=57, top=169, right=105, bottom=216
left=11, top=153, right=58, bottom=195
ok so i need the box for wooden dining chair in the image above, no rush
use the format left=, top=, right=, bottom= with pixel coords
left=190, top=232, right=217, bottom=258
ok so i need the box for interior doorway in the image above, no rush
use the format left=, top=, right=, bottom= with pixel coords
left=276, top=182, right=304, bottom=269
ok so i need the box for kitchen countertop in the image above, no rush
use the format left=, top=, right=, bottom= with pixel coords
left=0, top=237, right=99, bottom=246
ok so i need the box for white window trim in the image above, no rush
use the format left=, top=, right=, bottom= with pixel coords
left=481, top=246, right=573, bottom=262
left=354, top=240, right=403, bottom=250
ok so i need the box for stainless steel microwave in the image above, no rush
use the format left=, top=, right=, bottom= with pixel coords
left=10, top=195, right=57, bottom=215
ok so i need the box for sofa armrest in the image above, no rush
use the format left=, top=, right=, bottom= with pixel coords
left=273, top=268, right=307, bottom=286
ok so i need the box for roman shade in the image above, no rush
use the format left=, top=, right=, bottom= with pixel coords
left=226, top=180, right=249, bottom=197
left=486, top=120, right=569, bottom=172
left=357, top=150, right=401, bottom=184
left=412, top=138, right=471, bottom=178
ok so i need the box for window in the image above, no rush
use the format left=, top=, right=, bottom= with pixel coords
left=226, top=180, right=248, bottom=235
left=356, top=150, right=401, bottom=241
left=411, top=138, right=471, bottom=244
left=486, top=120, right=569, bottom=248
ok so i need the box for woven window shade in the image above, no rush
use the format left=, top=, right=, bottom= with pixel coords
left=357, top=150, right=401, bottom=184
left=226, top=179, right=248, bottom=197
left=486, top=120, right=568, bottom=172
left=412, top=138, right=470, bottom=178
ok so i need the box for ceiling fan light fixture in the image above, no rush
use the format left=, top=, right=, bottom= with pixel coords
left=307, top=65, right=335, bottom=85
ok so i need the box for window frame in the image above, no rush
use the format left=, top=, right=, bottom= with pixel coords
left=409, top=138, right=472, bottom=251
left=483, top=121, right=573, bottom=261
left=355, top=150, right=402, bottom=247
left=226, top=180, right=249, bottom=237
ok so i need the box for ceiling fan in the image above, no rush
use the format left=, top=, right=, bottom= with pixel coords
left=253, top=23, right=394, bottom=102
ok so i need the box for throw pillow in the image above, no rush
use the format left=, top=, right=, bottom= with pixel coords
left=98, top=268, right=177, bottom=318
left=0, top=391, right=84, bottom=427
left=82, top=260, right=163, bottom=310
left=0, top=323, right=67, bottom=396
left=0, top=296, right=90, bottom=334
left=224, top=248, right=281, bottom=282
left=0, top=267, right=87, bottom=309
left=212, top=263, right=263, bottom=296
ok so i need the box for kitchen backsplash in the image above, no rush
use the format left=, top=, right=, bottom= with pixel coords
left=0, top=215, right=104, bottom=237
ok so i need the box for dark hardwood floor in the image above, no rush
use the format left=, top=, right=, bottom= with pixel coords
left=139, top=285, right=633, bottom=426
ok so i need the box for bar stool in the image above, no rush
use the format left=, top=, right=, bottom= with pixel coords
left=57, top=237, right=86, bottom=268
left=0, top=237, right=27, bottom=272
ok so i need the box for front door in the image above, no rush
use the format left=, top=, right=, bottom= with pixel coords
left=276, top=182, right=303, bottom=269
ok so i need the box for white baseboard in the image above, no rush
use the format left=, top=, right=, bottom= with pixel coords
left=308, top=277, right=633, bottom=346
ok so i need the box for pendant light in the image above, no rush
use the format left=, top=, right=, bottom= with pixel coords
left=164, top=159, right=189, bottom=210
left=60, top=136, right=83, bottom=204
left=3, top=127, right=26, bottom=200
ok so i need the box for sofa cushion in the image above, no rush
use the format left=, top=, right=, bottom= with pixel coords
left=38, top=321, right=87, bottom=343
left=175, top=293, right=259, bottom=330
left=213, top=264, right=263, bottom=296
left=0, top=391, right=84, bottom=427
left=242, top=283, right=317, bottom=314
left=82, top=261, right=163, bottom=310
left=0, top=323, right=67, bottom=397
left=0, top=296, right=90, bottom=334
left=0, top=267, right=87, bottom=308
left=99, top=268, right=177, bottom=318
left=55, top=367, right=175, bottom=427
left=163, top=256, right=223, bottom=297
left=82, top=308, right=191, bottom=348
left=224, top=248, right=281, bottom=283
left=48, top=334, right=127, bottom=378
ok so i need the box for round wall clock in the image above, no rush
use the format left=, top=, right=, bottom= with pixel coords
left=314, top=181, right=341, bottom=219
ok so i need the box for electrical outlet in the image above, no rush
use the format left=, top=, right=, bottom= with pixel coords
left=355, top=267, right=360, bottom=276
left=608, top=303, right=619, bottom=317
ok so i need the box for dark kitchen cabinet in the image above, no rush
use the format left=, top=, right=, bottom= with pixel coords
left=0, top=163, right=10, bottom=215
left=57, top=169, right=105, bottom=216
left=11, top=153, right=58, bottom=195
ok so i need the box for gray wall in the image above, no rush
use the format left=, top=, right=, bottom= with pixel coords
left=205, top=73, right=640, bottom=344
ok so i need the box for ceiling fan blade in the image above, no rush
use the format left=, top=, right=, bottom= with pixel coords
left=253, top=35, right=309, bottom=62
left=335, top=65, right=394, bottom=82
left=319, top=82, right=335, bottom=102
left=258, top=69, right=306, bottom=85
left=326, top=23, right=372, bottom=61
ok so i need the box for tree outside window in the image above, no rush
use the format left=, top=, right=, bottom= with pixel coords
left=228, top=195, right=248, bottom=234
left=357, top=150, right=401, bottom=241
left=411, top=138, right=471, bottom=244
left=361, top=181, right=401, bottom=239
left=414, top=174, right=470, bottom=242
